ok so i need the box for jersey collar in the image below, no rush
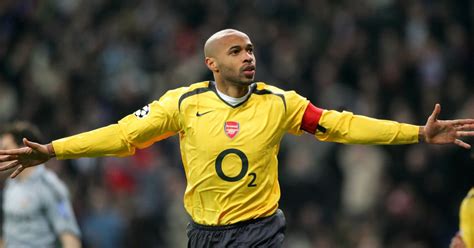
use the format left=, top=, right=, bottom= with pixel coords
left=208, top=81, right=257, bottom=108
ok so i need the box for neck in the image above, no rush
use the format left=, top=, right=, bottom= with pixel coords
left=214, top=80, right=250, bottom=98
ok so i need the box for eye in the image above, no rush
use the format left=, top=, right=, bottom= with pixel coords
left=230, top=49, right=239, bottom=55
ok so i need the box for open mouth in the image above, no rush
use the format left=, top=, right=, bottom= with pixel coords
left=242, top=65, right=255, bottom=72
left=242, top=65, right=256, bottom=77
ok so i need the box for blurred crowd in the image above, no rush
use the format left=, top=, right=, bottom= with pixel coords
left=0, top=0, right=472, bottom=247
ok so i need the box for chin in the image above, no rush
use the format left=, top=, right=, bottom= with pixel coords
left=226, top=75, right=254, bottom=86
left=243, top=76, right=255, bottom=84
left=238, top=80, right=254, bottom=86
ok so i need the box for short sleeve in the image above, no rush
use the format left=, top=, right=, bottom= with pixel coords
left=41, top=173, right=81, bottom=237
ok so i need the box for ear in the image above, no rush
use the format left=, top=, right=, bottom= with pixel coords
left=205, top=57, right=219, bottom=72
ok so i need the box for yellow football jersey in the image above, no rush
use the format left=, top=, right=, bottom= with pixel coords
left=461, top=188, right=474, bottom=248
left=52, top=81, right=419, bottom=225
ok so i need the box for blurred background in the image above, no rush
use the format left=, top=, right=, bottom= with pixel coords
left=0, top=0, right=473, bottom=247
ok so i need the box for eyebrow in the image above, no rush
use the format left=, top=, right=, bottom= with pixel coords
left=228, top=45, right=242, bottom=51
left=228, top=44, right=253, bottom=51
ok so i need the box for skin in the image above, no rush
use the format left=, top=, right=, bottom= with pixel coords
left=0, top=30, right=474, bottom=178
left=0, top=134, right=82, bottom=248
left=450, top=233, right=466, bottom=248
left=204, top=29, right=256, bottom=98
left=0, top=134, right=35, bottom=180
left=60, top=233, right=82, bottom=248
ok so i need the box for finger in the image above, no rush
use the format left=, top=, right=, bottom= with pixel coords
left=23, top=138, right=41, bottom=150
left=0, top=160, right=20, bottom=171
left=455, top=124, right=474, bottom=131
left=429, top=103, right=441, bottom=122
left=23, top=138, right=50, bottom=155
left=0, top=147, right=29, bottom=155
left=10, top=165, right=24, bottom=178
left=454, top=139, right=471, bottom=149
left=457, top=131, right=474, bottom=137
left=0, top=155, right=19, bottom=162
left=447, top=119, right=474, bottom=126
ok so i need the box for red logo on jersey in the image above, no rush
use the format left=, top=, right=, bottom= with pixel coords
left=224, top=121, right=239, bottom=139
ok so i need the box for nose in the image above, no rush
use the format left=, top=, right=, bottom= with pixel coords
left=243, top=52, right=254, bottom=63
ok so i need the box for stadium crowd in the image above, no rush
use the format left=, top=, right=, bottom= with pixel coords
left=0, top=0, right=472, bottom=247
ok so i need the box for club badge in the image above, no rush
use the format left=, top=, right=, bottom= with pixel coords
left=224, top=121, right=240, bottom=139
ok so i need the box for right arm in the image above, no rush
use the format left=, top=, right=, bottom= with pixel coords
left=0, top=89, right=183, bottom=177
left=51, top=122, right=175, bottom=160
left=53, top=89, right=182, bottom=159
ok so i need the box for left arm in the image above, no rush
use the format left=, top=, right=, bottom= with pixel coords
left=303, top=103, right=474, bottom=148
left=60, top=233, right=81, bottom=248
left=315, top=109, right=420, bottom=145
left=41, top=175, right=82, bottom=248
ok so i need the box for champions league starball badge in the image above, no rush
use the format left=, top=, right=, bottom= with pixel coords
left=134, top=104, right=150, bottom=118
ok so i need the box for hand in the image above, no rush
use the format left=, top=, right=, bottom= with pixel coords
left=0, top=138, right=54, bottom=178
left=450, top=233, right=466, bottom=248
left=421, top=104, right=474, bottom=149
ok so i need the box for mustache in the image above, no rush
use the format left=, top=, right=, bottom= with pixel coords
left=241, top=64, right=255, bottom=71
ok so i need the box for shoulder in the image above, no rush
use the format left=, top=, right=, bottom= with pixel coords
left=168, top=81, right=214, bottom=110
left=254, top=82, right=308, bottom=107
left=161, top=81, right=211, bottom=99
left=37, top=169, right=69, bottom=200
left=254, top=82, right=304, bottom=98
left=468, top=188, right=474, bottom=198
left=254, top=82, right=285, bottom=94
left=141, top=81, right=212, bottom=114
left=154, top=81, right=212, bottom=108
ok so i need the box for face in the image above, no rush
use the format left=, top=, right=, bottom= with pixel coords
left=206, top=32, right=256, bottom=86
left=0, top=134, right=18, bottom=150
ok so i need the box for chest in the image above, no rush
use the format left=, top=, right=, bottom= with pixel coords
left=180, top=98, right=285, bottom=151
left=3, top=182, right=44, bottom=216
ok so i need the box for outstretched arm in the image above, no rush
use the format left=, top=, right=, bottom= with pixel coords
left=419, top=104, right=474, bottom=149
left=0, top=122, right=175, bottom=178
left=0, top=123, right=135, bottom=178
left=306, top=103, right=474, bottom=146
left=0, top=96, right=181, bottom=178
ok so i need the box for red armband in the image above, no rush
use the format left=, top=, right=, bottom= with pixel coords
left=300, top=103, right=324, bottom=134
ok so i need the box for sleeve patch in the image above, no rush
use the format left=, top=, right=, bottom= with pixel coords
left=56, top=200, right=71, bottom=219
left=134, top=104, right=150, bottom=118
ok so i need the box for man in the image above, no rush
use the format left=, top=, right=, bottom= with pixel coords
left=451, top=188, right=474, bottom=248
left=459, top=188, right=474, bottom=247
left=0, top=29, right=473, bottom=247
left=0, top=122, right=81, bottom=248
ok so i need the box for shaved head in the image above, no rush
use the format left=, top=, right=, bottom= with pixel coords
left=204, top=29, right=250, bottom=57
left=203, top=29, right=256, bottom=92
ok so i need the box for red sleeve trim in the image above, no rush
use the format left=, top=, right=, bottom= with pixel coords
left=301, top=103, right=324, bottom=134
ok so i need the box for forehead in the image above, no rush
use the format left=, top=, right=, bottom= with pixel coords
left=217, top=32, right=252, bottom=50
left=0, top=134, right=15, bottom=148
